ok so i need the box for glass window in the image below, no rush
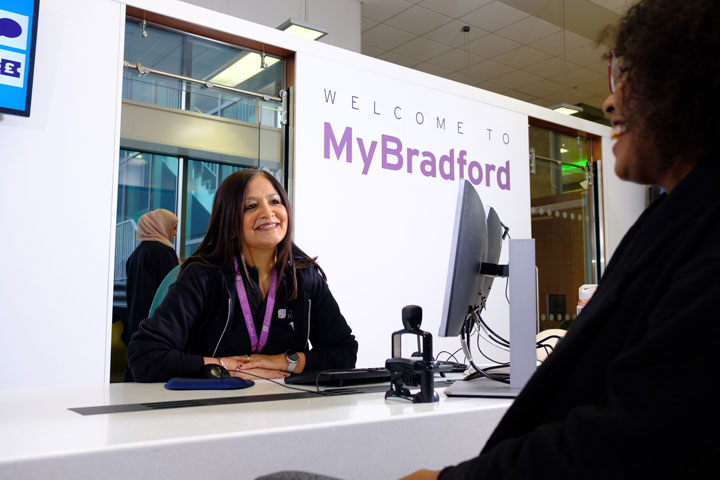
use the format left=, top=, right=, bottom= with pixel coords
left=529, top=125, right=599, bottom=331
left=122, top=19, right=283, bottom=123
left=113, top=16, right=289, bottom=382
left=115, top=149, right=179, bottom=282
left=181, top=160, right=243, bottom=258
left=112, top=150, right=179, bottom=382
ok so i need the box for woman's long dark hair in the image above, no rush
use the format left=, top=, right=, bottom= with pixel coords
left=181, top=169, right=323, bottom=299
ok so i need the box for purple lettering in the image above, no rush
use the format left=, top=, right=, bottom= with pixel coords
left=406, top=148, right=419, bottom=174
left=485, top=163, right=496, bottom=187
left=357, top=138, right=377, bottom=175
left=323, top=122, right=353, bottom=163
left=439, top=149, right=455, bottom=180
left=381, top=135, right=403, bottom=171
left=457, top=150, right=467, bottom=179
left=468, top=161, right=483, bottom=185
left=497, top=160, right=511, bottom=190
left=320, top=125, right=510, bottom=191
left=420, top=152, right=436, bottom=177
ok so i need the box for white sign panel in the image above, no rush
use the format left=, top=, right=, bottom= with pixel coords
left=294, top=53, right=531, bottom=367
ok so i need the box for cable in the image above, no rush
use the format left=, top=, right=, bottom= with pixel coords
left=463, top=315, right=510, bottom=384
left=436, top=349, right=463, bottom=364
left=537, top=343, right=553, bottom=357
left=477, top=322, right=510, bottom=349
left=473, top=312, right=509, bottom=364
left=477, top=326, right=510, bottom=352
left=536, top=334, right=565, bottom=344
left=476, top=312, right=510, bottom=347
left=500, top=221, right=511, bottom=240
left=475, top=329, right=507, bottom=364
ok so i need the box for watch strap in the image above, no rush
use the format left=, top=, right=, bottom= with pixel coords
left=285, top=351, right=299, bottom=372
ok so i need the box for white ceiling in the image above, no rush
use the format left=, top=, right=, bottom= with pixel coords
left=360, top=0, right=636, bottom=122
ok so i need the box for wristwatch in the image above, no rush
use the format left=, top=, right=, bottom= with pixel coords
left=285, top=350, right=299, bottom=373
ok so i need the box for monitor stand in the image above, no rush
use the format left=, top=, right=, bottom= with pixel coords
left=444, top=376, right=523, bottom=398
left=444, top=239, right=537, bottom=399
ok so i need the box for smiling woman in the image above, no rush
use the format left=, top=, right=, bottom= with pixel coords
left=394, top=0, right=720, bottom=478
left=126, top=169, right=358, bottom=383
left=242, top=175, right=289, bottom=271
left=600, top=0, right=720, bottom=192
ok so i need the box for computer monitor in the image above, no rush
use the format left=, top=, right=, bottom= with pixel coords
left=478, top=207, right=503, bottom=310
left=438, top=180, right=488, bottom=338
left=439, top=180, right=536, bottom=399
left=439, top=180, right=504, bottom=338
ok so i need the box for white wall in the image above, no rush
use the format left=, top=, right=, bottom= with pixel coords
left=0, top=0, right=644, bottom=389
left=293, top=50, right=532, bottom=366
left=0, top=0, right=125, bottom=388
left=179, top=0, right=362, bottom=52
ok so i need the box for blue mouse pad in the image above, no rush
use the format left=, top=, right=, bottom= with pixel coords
left=165, top=377, right=255, bottom=390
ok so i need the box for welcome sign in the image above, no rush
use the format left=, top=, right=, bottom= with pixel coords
left=0, top=0, right=39, bottom=117
left=294, top=52, right=532, bottom=366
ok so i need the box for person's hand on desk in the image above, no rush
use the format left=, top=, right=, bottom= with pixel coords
left=234, top=352, right=306, bottom=374
left=207, top=353, right=306, bottom=379
left=399, top=469, right=440, bottom=480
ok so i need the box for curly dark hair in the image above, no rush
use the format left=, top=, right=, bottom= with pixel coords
left=610, top=0, right=720, bottom=164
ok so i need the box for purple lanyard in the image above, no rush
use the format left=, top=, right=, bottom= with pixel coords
left=233, top=258, right=278, bottom=353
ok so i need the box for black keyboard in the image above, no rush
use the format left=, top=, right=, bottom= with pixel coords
left=284, top=367, right=391, bottom=387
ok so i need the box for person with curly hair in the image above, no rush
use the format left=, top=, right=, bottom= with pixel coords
left=398, top=0, right=720, bottom=478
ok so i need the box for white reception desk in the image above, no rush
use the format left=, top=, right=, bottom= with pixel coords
left=0, top=377, right=511, bottom=479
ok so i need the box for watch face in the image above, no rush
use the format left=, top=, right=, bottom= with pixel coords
left=286, top=351, right=299, bottom=361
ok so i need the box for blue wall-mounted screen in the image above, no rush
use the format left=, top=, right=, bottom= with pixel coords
left=0, top=0, right=39, bottom=117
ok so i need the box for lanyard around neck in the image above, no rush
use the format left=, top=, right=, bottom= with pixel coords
left=233, top=258, right=278, bottom=353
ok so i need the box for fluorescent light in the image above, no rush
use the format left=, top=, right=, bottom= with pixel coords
left=127, top=153, right=148, bottom=166
left=210, top=53, right=280, bottom=87
left=277, top=18, right=327, bottom=40
left=551, top=103, right=584, bottom=115
left=560, top=148, right=569, bottom=154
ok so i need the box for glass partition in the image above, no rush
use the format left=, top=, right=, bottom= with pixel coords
left=123, top=18, right=283, bottom=118
left=112, top=16, right=288, bottom=382
left=181, top=160, right=244, bottom=258
left=115, top=150, right=179, bottom=281
left=529, top=125, right=599, bottom=331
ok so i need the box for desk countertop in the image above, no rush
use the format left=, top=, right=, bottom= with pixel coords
left=0, top=378, right=512, bottom=480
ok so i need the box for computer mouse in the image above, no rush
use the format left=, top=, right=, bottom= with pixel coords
left=202, top=364, right=231, bottom=379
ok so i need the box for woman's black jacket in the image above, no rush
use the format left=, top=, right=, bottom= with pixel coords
left=127, top=260, right=358, bottom=382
